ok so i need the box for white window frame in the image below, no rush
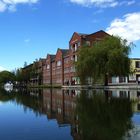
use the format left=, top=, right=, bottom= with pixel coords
left=57, top=60, right=61, bottom=66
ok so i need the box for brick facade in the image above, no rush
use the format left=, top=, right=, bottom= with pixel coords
left=23, top=30, right=109, bottom=86
left=55, top=49, right=63, bottom=85
left=43, top=54, right=55, bottom=85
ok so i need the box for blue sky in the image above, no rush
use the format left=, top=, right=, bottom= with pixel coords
left=0, top=0, right=140, bottom=71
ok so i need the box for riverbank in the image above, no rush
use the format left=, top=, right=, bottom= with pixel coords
left=26, top=83, right=140, bottom=90
left=28, top=85, right=62, bottom=88
left=62, top=83, right=140, bottom=90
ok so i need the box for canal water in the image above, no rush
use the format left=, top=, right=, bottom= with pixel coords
left=0, top=88, right=140, bottom=140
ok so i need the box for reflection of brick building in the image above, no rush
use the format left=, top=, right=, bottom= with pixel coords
left=42, top=89, right=77, bottom=125
left=42, top=88, right=80, bottom=139
left=42, top=89, right=53, bottom=118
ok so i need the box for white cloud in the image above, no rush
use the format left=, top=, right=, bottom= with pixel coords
left=127, top=0, right=135, bottom=5
left=0, top=66, right=7, bottom=71
left=8, top=4, right=16, bottom=12
left=0, top=0, right=39, bottom=12
left=106, top=12, right=140, bottom=42
left=69, top=0, right=136, bottom=8
left=119, top=0, right=135, bottom=6
left=69, top=0, right=118, bottom=7
left=0, top=1, right=7, bottom=12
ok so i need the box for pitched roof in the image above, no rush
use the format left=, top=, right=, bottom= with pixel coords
left=47, top=54, right=56, bottom=62
left=86, top=30, right=109, bottom=39
left=69, top=32, right=82, bottom=43
left=50, top=55, right=56, bottom=61
left=22, top=63, right=33, bottom=70
left=56, top=48, right=69, bottom=57
left=69, top=30, right=109, bottom=43
left=49, top=54, right=55, bottom=59
left=60, top=49, right=69, bottom=56
left=77, top=33, right=88, bottom=36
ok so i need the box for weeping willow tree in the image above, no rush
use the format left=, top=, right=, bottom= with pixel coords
left=76, top=36, right=133, bottom=85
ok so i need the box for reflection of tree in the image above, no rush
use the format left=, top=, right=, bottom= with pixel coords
left=0, top=88, right=43, bottom=116
left=76, top=91, right=133, bottom=140
left=0, top=88, right=15, bottom=102
left=15, top=89, right=43, bottom=116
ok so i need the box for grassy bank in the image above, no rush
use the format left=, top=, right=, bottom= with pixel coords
left=28, top=84, right=62, bottom=88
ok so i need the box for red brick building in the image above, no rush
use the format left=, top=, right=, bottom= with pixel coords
left=43, top=54, right=55, bottom=85
left=23, top=30, right=109, bottom=86
left=63, top=51, right=71, bottom=85
left=55, top=49, right=69, bottom=85
left=68, top=30, right=109, bottom=85
left=42, top=30, right=109, bottom=86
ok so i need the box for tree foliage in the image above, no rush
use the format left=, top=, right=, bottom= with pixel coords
left=76, top=36, right=133, bottom=85
left=15, top=67, right=32, bottom=83
left=0, top=71, right=16, bottom=84
left=15, top=68, right=24, bottom=82
left=14, top=62, right=39, bottom=84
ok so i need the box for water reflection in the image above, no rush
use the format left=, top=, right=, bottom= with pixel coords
left=42, top=89, right=77, bottom=126
left=0, top=88, right=140, bottom=140
left=76, top=90, right=133, bottom=140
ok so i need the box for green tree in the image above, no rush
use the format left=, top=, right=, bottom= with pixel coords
left=22, top=67, right=32, bottom=84
left=76, top=36, right=133, bottom=85
left=15, top=68, right=23, bottom=82
left=15, top=66, right=32, bottom=85
left=0, top=71, right=16, bottom=84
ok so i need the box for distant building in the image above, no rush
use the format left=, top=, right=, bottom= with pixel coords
left=129, top=58, right=140, bottom=83
left=22, top=58, right=45, bottom=86
left=109, top=58, right=140, bottom=84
